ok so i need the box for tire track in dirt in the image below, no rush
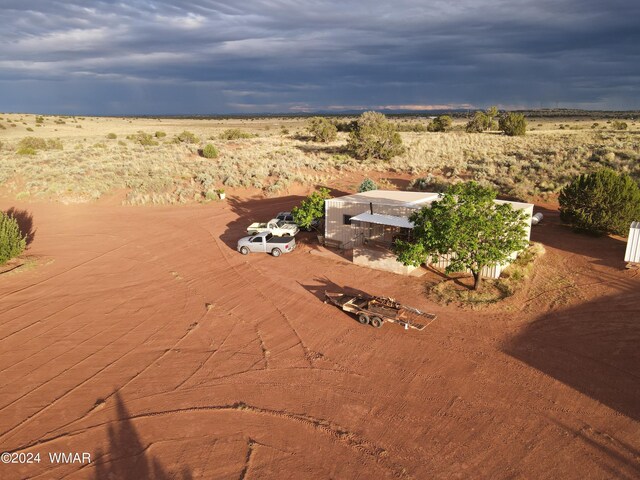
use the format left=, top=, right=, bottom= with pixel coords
left=10, top=401, right=411, bottom=479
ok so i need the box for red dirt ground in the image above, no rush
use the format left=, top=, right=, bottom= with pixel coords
left=0, top=196, right=638, bottom=479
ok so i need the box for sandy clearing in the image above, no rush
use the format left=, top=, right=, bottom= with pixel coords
left=0, top=196, right=639, bottom=479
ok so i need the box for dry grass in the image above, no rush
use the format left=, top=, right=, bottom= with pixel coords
left=0, top=113, right=638, bottom=204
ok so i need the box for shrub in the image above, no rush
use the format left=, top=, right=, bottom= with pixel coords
left=202, top=144, right=219, bottom=159
left=174, top=130, right=199, bottom=143
left=18, top=136, right=47, bottom=150
left=347, top=111, right=404, bottom=160
left=128, top=131, right=158, bottom=146
left=358, top=178, right=378, bottom=192
left=396, top=122, right=426, bottom=132
left=219, top=128, right=253, bottom=140
left=333, top=119, right=357, bottom=132
left=465, top=112, right=492, bottom=133
left=106, top=133, right=117, bottom=139
left=559, top=168, right=640, bottom=235
left=35, top=116, right=44, bottom=124
left=611, top=120, right=628, bottom=131
left=155, top=131, right=166, bottom=138
left=307, top=117, right=338, bottom=142
left=0, top=212, right=26, bottom=265
left=499, top=113, right=527, bottom=136
left=26, top=127, right=34, bottom=132
left=427, top=115, right=453, bottom=132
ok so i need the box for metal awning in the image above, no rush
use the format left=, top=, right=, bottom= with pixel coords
left=350, top=212, right=414, bottom=229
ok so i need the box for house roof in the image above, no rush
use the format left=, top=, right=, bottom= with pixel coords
left=328, top=190, right=439, bottom=207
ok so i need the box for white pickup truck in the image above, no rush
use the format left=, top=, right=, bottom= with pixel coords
left=247, top=219, right=299, bottom=237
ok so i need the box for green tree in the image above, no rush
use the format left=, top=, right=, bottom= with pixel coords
left=292, top=187, right=332, bottom=231
left=465, top=111, right=491, bottom=133
left=559, top=168, right=640, bottom=235
left=395, top=182, right=529, bottom=290
left=0, top=212, right=26, bottom=265
left=347, top=111, right=404, bottom=160
left=427, top=115, right=453, bottom=132
left=499, top=112, right=527, bottom=136
left=358, top=178, right=378, bottom=192
left=307, top=117, right=338, bottom=142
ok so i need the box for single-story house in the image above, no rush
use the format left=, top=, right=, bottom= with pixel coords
left=324, top=190, right=534, bottom=276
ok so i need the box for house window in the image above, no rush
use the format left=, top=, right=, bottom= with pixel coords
left=343, top=214, right=352, bottom=225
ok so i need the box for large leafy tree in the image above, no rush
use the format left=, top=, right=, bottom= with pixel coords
left=292, top=188, right=332, bottom=231
left=559, top=168, right=640, bottom=235
left=395, top=182, right=529, bottom=290
left=347, top=111, right=404, bottom=160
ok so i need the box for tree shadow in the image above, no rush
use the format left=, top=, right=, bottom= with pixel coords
left=219, top=195, right=306, bottom=250
left=295, top=143, right=349, bottom=155
left=5, top=208, right=36, bottom=245
left=298, top=276, right=370, bottom=302
left=92, top=392, right=193, bottom=480
left=502, top=280, right=640, bottom=422
left=530, top=205, right=628, bottom=270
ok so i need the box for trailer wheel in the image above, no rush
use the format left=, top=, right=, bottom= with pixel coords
left=240, top=247, right=249, bottom=255
left=358, top=313, right=370, bottom=325
left=370, top=316, right=383, bottom=328
left=271, top=248, right=282, bottom=257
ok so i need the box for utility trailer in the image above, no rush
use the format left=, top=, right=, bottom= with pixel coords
left=324, top=291, right=437, bottom=330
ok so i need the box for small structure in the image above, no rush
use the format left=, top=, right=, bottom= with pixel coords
left=624, top=221, right=640, bottom=264
left=324, top=190, right=534, bottom=277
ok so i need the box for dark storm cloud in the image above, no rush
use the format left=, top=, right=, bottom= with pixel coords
left=1, top=0, right=638, bottom=113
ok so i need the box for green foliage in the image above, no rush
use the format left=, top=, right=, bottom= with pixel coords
left=427, top=115, right=453, bottom=132
left=559, top=168, right=640, bottom=235
left=358, top=178, right=378, bottom=192
left=0, top=212, right=26, bottom=265
left=155, top=131, right=166, bottom=138
left=202, top=144, right=219, bottom=159
left=174, top=130, right=199, bottom=144
left=332, top=119, right=357, bottom=132
left=307, top=117, right=338, bottom=142
left=611, top=120, right=628, bottom=131
left=219, top=128, right=254, bottom=140
left=106, top=133, right=117, bottom=139
left=35, top=116, right=44, bottom=124
left=395, top=182, right=529, bottom=289
left=127, top=131, right=158, bottom=146
left=347, top=111, right=404, bottom=160
left=465, top=112, right=492, bottom=133
left=15, top=137, right=63, bottom=154
left=499, top=112, right=527, bottom=136
left=292, top=187, right=332, bottom=231
left=396, top=122, right=426, bottom=132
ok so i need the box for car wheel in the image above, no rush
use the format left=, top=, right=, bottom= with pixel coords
left=240, top=247, right=249, bottom=255
left=272, top=248, right=282, bottom=257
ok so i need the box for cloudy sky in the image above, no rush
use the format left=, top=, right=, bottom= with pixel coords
left=1, top=0, right=639, bottom=114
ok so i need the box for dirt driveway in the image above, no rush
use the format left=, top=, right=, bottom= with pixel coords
left=0, top=197, right=638, bottom=479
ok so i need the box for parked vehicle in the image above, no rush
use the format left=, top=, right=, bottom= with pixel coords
left=276, top=211, right=319, bottom=231
left=247, top=218, right=299, bottom=236
left=237, top=232, right=296, bottom=257
left=324, top=291, right=437, bottom=330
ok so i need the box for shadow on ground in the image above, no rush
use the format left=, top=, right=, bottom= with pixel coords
left=503, top=280, right=640, bottom=422
left=92, top=392, right=193, bottom=480
left=530, top=205, right=628, bottom=270
left=5, top=207, right=36, bottom=245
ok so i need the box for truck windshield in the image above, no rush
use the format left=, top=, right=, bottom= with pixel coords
left=265, top=233, right=273, bottom=241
